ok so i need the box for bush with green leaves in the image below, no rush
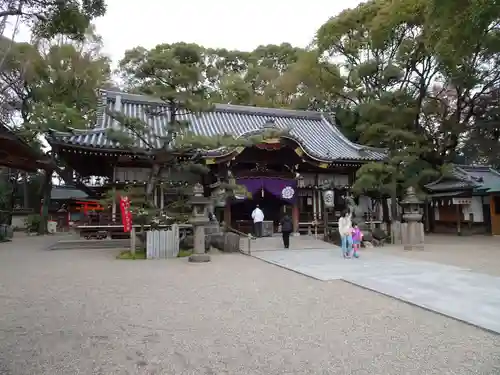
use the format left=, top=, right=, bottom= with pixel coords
left=24, top=214, right=42, bottom=233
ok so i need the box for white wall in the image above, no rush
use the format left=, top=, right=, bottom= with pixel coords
left=432, top=196, right=485, bottom=222
left=115, top=167, right=150, bottom=182
left=462, top=196, right=484, bottom=222
left=317, top=174, right=349, bottom=187
left=434, top=207, right=440, bottom=221
left=11, top=215, right=29, bottom=230
left=114, top=167, right=199, bottom=184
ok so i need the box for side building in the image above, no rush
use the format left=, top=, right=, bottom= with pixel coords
left=47, top=89, right=387, bottom=235
left=425, top=165, right=500, bottom=235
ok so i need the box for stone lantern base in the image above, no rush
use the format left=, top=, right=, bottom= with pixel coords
left=400, top=187, right=425, bottom=251
left=189, top=183, right=211, bottom=263
left=401, top=214, right=425, bottom=251
left=189, top=253, right=211, bottom=263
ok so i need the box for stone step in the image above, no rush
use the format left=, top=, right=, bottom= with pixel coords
left=243, top=235, right=335, bottom=252
left=48, top=239, right=131, bottom=250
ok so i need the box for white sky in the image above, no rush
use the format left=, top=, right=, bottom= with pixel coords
left=6, top=0, right=364, bottom=64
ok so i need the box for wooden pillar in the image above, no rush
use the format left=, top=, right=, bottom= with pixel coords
left=160, top=184, right=164, bottom=209
left=111, top=187, right=116, bottom=223
left=424, top=199, right=430, bottom=233
left=292, top=200, right=299, bottom=234
left=456, top=204, right=461, bottom=236
left=111, top=167, right=117, bottom=223
left=224, top=198, right=231, bottom=228
left=317, top=190, right=322, bottom=219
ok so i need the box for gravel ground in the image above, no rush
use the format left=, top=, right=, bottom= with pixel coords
left=0, top=236, right=499, bottom=375
left=374, top=234, right=500, bottom=277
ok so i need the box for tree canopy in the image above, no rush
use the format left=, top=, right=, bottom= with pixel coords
left=2, top=0, right=500, bottom=217
left=110, top=0, right=500, bottom=204
left=0, top=0, right=106, bottom=40
left=0, top=9, right=110, bottom=232
left=313, top=0, right=500, bottom=195
left=110, top=42, right=287, bottom=220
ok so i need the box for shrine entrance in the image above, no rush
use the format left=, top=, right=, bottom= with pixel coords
left=231, top=177, right=296, bottom=235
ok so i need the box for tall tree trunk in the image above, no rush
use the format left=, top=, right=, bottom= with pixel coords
left=390, top=174, right=398, bottom=221
left=7, top=169, right=18, bottom=225
left=23, top=172, right=28, bottom=208
left=38, top=169, right=52, bottom=235
left=146, top=164, right=161, bottom=206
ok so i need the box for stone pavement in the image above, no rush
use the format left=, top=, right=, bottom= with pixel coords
left=377, top=234, right=500, bottom=277
left=253, top=248, right=500, bottom=334
left=241, top=235, right=333, bottom=253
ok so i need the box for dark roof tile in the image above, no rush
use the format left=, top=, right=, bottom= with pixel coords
left=49, top=89, right=386, bottom=162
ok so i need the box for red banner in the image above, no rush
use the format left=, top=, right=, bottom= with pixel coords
left=119, top=196, right=133, bottom=232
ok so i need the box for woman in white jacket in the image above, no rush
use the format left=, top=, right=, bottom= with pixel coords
left=338, top=209, right=353, bottom=258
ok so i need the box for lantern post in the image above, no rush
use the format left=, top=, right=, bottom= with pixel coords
left=188, top=183, right=211, bottom=262
left=399, top=187, right=424, bottom=251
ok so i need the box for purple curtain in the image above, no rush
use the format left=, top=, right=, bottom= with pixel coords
left=263, top=179, right=296, bottom=203
left=237, top=178, right=263, bottom=195
left=236, top=178, right=297, bottom=203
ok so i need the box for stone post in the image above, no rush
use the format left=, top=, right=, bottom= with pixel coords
left=400, top=187, right=424, bottom=251
left=292, top=202, right=300, bottom=236
left=188, top=183, right=211, bottom=263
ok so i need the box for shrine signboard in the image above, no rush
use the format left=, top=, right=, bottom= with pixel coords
left=452, top=197, right=472, bottom=205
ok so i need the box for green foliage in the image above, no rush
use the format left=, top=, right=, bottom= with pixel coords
left=1, top=26, right=110, bottom=230
left=1, top=30, right=110, bottom=132
left=118, top=43, right=335, bottom=111
left=314, top=0, right=500, bottom=196
left=24, top=214, right=42, bottom=233
left=0, top=0, right=107, bottom=41
left=177, top=249, right=193, bottom=258
left=109, top=43, right=292, bottom=223
left=116, top=250, right=146, bottom=260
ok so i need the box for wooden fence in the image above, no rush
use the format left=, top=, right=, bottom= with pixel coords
left=146, top=225, right=180, bottom=259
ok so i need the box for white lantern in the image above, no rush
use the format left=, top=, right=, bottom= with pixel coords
left=322, top=189, right=334, bottom=208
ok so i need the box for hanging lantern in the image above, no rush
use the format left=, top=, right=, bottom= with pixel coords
left=322, top=189, right=334, bottom=208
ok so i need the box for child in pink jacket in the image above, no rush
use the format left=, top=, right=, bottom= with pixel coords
left=351, top=224, right=362, bottom=258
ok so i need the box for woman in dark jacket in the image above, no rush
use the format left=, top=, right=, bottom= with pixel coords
left=280, top=214, right=293, bottom=249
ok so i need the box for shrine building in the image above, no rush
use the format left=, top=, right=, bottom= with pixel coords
left=48, top=90, right=386, bottom=235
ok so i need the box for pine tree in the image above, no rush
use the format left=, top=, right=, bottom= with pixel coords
left=107, top=43, right=284, bottom=224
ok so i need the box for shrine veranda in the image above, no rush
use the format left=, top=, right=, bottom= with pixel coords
left=48, top=89, right=388, bottom=234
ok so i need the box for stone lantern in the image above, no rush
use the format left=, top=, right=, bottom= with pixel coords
left=188, top=183, right=211, bottom=262
left=399, top=186, right=424, bottom=251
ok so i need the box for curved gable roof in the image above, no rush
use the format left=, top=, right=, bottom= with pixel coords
left=48, top=89, right=386, bottom=162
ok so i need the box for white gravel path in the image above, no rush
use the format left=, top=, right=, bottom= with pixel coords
left=0, top=236, right=499, bottom=374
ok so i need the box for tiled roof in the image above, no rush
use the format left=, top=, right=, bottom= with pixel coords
left=425, top=165, right=500, bottom=192
left=48, top=90, right=386, bottom=162
left=51, top=186, right=89, bottom=200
